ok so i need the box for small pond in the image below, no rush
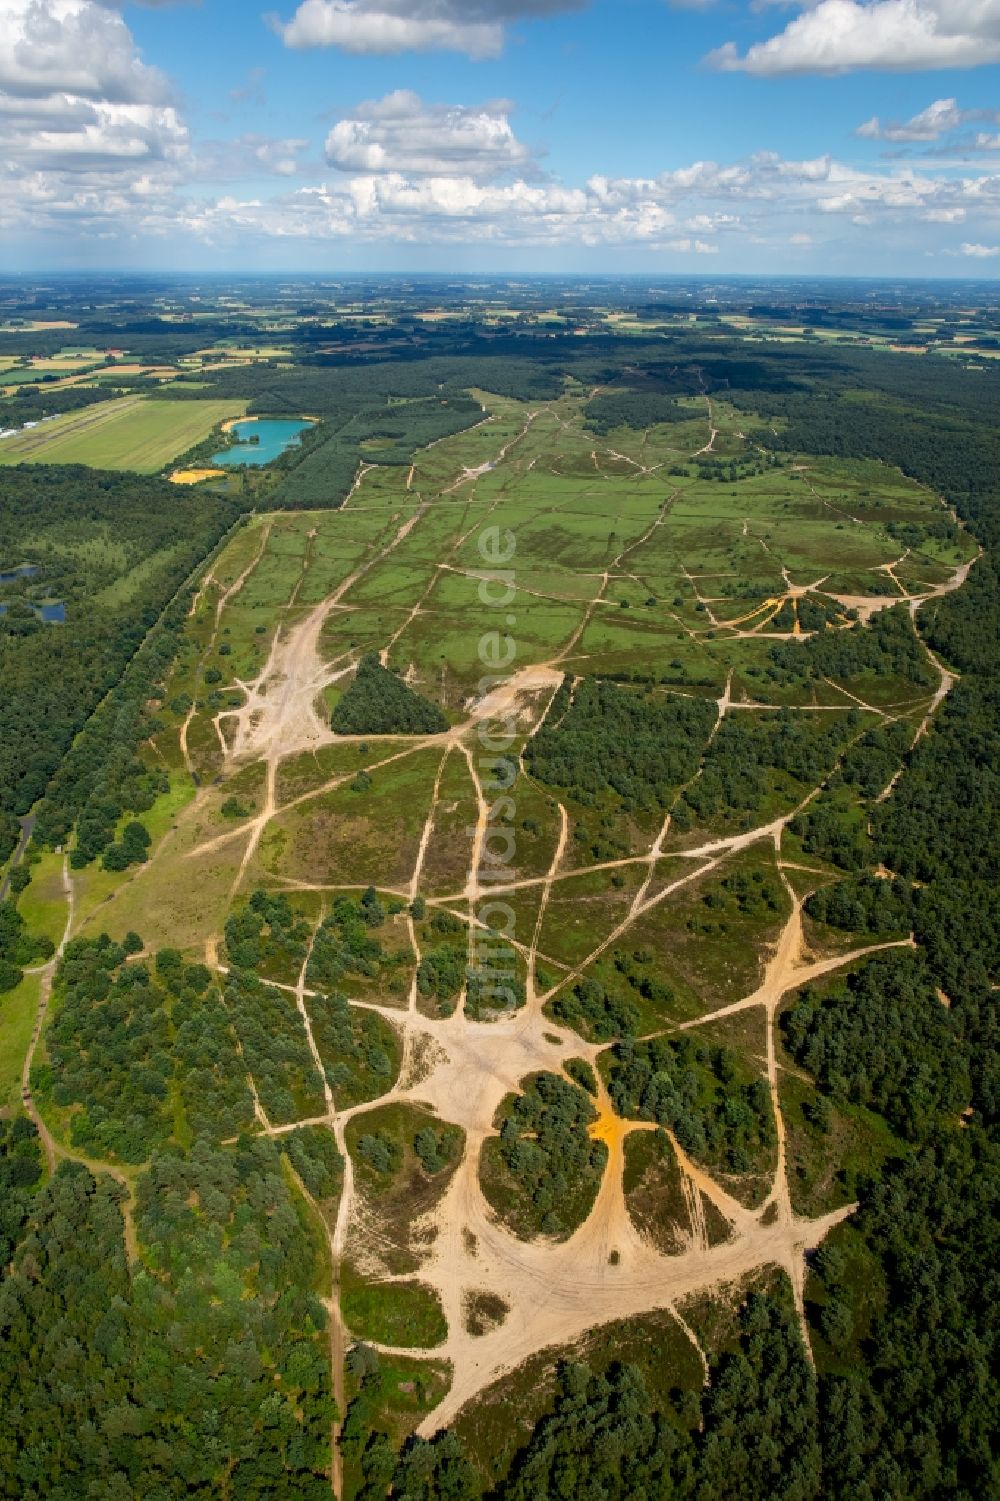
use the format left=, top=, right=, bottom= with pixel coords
left=211, top=417, right=313, bottom=468
left=0, top=600, right=64, bottom=623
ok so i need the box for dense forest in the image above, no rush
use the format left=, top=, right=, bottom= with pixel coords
left=768, top=605, right=935, bottom=690
left=782, top=953, right=969, bottom=1140
left=483, top=1071, right=607, bottom=1239
left=0, top=1145, right=335, bottom=1499
left=33, top=935, right=261, bottom=1158
left=525, top=677, right=716, bottom=811
left=583, top=389, right=689, bottom=433
left=0, top=467, right=241, bottom=842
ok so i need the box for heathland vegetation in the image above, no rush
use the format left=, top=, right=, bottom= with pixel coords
left=1, top=280, right=997, bottom=1501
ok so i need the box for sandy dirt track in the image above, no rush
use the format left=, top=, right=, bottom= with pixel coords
left=175, top=400, right=975, bottom=1445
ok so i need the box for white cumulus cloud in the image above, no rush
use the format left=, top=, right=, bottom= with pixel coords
left=163, top=148, right=1000, bottom=257
left=0, top=98, right=187, bottom=169
left=0, top=0, right=189, bottom=246
left=0, top=0, right=170, bottom=102
left=274, top=0, right=585, bottom=59
left=857, top=97, right=962, bottom=141
left=857, top=98, right=1000, bottom=144
left=324, top=91, right=535, bottom=179
left=0, top=1, right=185, bottom=175
left=710, top=1, right=1000, bottom=76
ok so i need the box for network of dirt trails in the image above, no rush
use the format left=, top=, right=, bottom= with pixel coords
left=56, top=382, right=975, bottom=1469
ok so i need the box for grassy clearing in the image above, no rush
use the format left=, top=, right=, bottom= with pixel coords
left=417, top=748, right=479, bottom=897
left=74, top=792, right=241, bottom=955
left=15, top=853, right=68, bottom=950
left=0, top=971, right=40, bottom=1113
left=623, top=1128, right=732, bottom=1253
left=345, top=1101, right=464, bottom=1274
left=341, top=1269, right=447, bottom=1348
left=537, top=864, right=648, bottom=969
left=546, top=910, right=706, bottom=1039
left=262, top=748, right=442, bottom=889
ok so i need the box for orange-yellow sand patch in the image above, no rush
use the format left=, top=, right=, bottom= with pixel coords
left=170, top=467, right=226, bottom=485
left=589, top=1105, right=646, bottom=1151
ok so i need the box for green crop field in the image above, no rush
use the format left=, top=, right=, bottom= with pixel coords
left=0, top=395, right=246, bottom=472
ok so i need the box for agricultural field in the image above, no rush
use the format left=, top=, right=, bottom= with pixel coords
left=7, top=368, right=980, bottom=1493
left=0, top=395, right=246, bottom=471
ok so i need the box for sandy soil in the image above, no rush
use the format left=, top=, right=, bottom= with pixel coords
left=234, top=866, right=876, bottom=1436
left=169, top=467, right=225, bottom=485
left=180, top=399, right=975, bottom=1437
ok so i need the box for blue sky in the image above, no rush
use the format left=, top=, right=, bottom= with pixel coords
left=3, top=0, right=1000, bottom=274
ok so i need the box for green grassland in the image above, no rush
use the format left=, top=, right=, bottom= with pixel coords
left=341, top=1269, right=448, bottom=1349
left=0, top=396, right=246, bottom=471
left=14, top=853, right=70, bottom=951
left=0, top=971, right=40, bottom=1112
left=260, top=747, right=444, bottom=890
left=146, top=386, right=960, bottom=721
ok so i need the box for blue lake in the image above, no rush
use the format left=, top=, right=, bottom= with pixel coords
left=0, top=564, right=40, bottom=584
left=211, top=417, right=313, bottom=468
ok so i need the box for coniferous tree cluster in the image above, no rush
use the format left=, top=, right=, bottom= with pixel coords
left=608, top=1035, right=776, bottom=1176
left=525, top=677, right=716, bottom=811
left=332, top=655, right=449, bottom=736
